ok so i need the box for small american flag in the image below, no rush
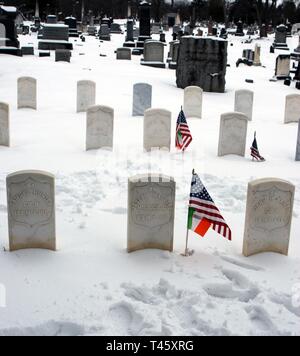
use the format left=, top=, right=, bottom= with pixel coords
left=188, top=173, right=232, bottom=240
left=251, top=132, right=265, bottom=162
left=176, top=109, right=192, bottom=151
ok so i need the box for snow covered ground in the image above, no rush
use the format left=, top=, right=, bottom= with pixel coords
left=0, top=25, right=299, bottom=336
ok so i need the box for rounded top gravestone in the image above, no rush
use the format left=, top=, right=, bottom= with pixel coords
left=218, top=112, right=249, bottom=157
left=0, top=102, right=9, bottom=147
left=284, top=94, right=300, bottom=124
left=132, top=83, right=152, bottom=117
left=243, top=178, right=295, bottom=257
left=234, top=89, right=254, bottom=121
left=17, top=77, right=37, bottom=110
left=7, top=170, right=56, bottom=251
left=296, top=120, right=300, bottom=161
left=143, top=108, right=171, bottom=151
left=77, top=80, right=96, bottom=113
left=184, top=86, right=203, bottom=119
left=127, top=174, right=176, bottom=253
left=86, top=105, right=114, bottom=151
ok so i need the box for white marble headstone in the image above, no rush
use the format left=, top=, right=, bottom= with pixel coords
left=284, top=94, right=300, bottom=124
left=144, top=108, right=171, bottom=151
left=86, top=105, right=114, bottom=150
left=0, top=102, right=9, bottom=147
left=77, top=80, right=96, bottom=113
left=243, top=178, right=295, bottom=257
left=184, top=86, right=203, bottom=119
left=7, top=170, right=56, bottom=251
left=18, top=77, right=37, bottom=110
left=127, top=174, right=176, bottom=253
left=143, top=41, right=165, bottom=63
left=132, top=83, right=152, bottom=117
left=234, top=89, right=254, bottom=121
left=296, top=120, right=300, bottom=161
left=218, top=112, right=248, bottom=157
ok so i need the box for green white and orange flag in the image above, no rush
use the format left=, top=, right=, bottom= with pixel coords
left=187, top=173, right=232, bottom=240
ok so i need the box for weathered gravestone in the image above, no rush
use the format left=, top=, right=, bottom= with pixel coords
left=39, top=24, right=72, bottom=51
left=273, top=24, right=289, bottom=50
left=116, top=47, right=131, bottom=60
left=141, top=40, right=166, bottom=68
left=47, top=15, right=57, bottom=24
left=243, top=178, right=295, bottom=257
left=234, top=90, right=254, bottom=121
left=127, top=174, right=176, bottom=253
left=0, top=102, right=9, bottom=147
left=7, top=170, right=56, bottom=251
left=296, top=120, right=300, bottom=161
left=0, top=5, right=21, bottom=56
left=218, top=112, right=248, bottom=157
left=77, top=80, right=96, bottom=113
left=110, top=23, right=123, bottom=34
left=132, top=83, right=152, bottom=116
left=275, top=55, right=290, bottom=79
left=86, top=105, right=114, bottom=150
left=21, top=46, right=34, bottom=55
left=176, top=37, right=228, bottom=93
left=253, top=44, right=261, bottom=66
left=18, top=77, right=37, bottom=110
left=99, top=24, right=111, bottom=41
left=124, top=19, right=135, bottom=47
left=55, top=49, right=71, bottom=63
left=169, top=41, right=179, bottom=69
left=184, top=86, right=203, bottom=119
left=144, top=109, right=171, bottom=151
left=284, top=94, right=300, bottom=124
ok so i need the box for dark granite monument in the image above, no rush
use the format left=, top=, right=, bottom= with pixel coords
left=0, top=5, right=21, bottom=56
left=176, top=37, right=228, bottom=93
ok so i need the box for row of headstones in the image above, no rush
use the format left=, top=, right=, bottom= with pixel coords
left=133, top=83, right=300, bottom=125
left=4, top=170, right=295, bottom=258
left=4, top=77, right=300, bottom=123
left=1, top=81, right=300, bottom=159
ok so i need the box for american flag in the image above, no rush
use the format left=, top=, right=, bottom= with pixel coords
left=176, top=109, right=192, bottom=151
left=251, top=132, right=265, bottom=162
left=188, top=173, right=232, bottom=241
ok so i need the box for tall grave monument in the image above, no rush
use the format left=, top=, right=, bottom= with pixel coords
left=134, top=1, right=152, bottom=54
left=0, top=6, right=21, bottom=56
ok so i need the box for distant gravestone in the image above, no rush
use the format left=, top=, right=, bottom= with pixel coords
left=127, top=174, right=176, bottom=253
left=296, top=120, right=300, bottom=161
left=141, top=40, right=166, bottom=68
left=18, top=77, right=37, bottom=110
left=284, top=94, right=300, bottom=124
left=0, top=102, right=9, bottom=147
left=275, top=55, right=290, bottom=79
left=253, top=44, right=261, bottom=66
left=55, top=49, right=71, bottom=62
left=7, top=170, right=56, bottom=251
left=234, top=90, right=254, bottom=121
left=243, top=178, right=295, bottom=257
left=144, top=109, right=171, bottom=151
left=184, top=86, right=203, bottom=119
left=132, top=83, right=152, bottom=116
left=116, top=47, right=131, bottom=60
left=218, top=112, right=248, bottom=157
left=99, top=24, right=111, bottom=41
left=77, top=80, right=96, bottom=113
left=86, top=105, right=114, bottom=150
left=176, top=37, right=228, bottom=93
left=273, top=24, right=288, bottom=49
